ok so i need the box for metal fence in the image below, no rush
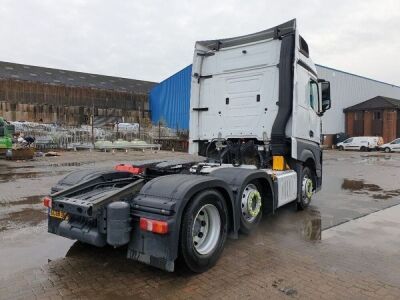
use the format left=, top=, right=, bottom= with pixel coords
left=11, top=121, right=189, bottom=151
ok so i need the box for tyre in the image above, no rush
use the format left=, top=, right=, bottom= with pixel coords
left=239, top=182, right=263, bottom=234
left=338, top=146, right=344, bottom=151
left=179, top=189, right=228, bottom=273
left=297, top=166, right=314, bottom=211
left=384, top=147, right=391, bottom=153
left=360, top=146, right=366, bottom=152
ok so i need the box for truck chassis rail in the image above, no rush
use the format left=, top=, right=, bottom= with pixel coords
left=52, top=178, right=145, bottom=218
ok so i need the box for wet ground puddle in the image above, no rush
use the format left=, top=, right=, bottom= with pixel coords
left=342, top=178, right=400, bottom=200
left=0, top=195, right=46, bottom=232
left=0, top=170, right=70, bottom=182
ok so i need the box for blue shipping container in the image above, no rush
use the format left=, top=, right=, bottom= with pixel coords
left=149, top=65, right=192, bottom=130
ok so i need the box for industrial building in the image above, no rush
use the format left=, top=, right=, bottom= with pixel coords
left=344, top=96, right=400, bottom=143
left=149, top=65, right=191, bottom=131
left=150, top=64, right=400, bottom=142
left=0, top=61, right=156, bottom=126
left=316, top=65, right=400, bottom=136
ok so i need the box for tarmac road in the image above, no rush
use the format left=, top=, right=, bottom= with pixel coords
left=0, top=150, right=399, bottom=299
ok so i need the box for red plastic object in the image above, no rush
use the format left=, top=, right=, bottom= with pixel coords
left=114, top=164, right=143, bottom=175
left=43, top=196, right=52, bottom=208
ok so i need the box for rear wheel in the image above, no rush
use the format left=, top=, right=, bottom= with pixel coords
left=179, top=190, right=228, bottom=273
left=297, top=167, right=314, bottom=211
left=360, top=146, right=367, bottom=152
left=384, top=147, right=391, bottom=153
left=239, top=182, right=263, bottom=234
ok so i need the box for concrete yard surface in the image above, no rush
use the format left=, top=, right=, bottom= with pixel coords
left=0, top=150, right=400, bottom=299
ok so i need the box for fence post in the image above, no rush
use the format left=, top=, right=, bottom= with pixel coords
left=117, top=122, right=120, bottom=140
left=158, top=121, right=161, bottom=140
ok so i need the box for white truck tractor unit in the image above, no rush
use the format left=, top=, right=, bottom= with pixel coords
left=45, top=19, right=331, bottom=273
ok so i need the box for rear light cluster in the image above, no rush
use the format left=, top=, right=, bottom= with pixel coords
left=43, top=196, right=52, bottom=208
left=140, top=218, right=168, bottom=234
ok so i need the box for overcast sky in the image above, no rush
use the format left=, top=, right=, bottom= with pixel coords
left=0, top=0, right=399, bottom=85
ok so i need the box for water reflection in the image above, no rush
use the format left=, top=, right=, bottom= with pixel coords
left=341, top=179, right=382, bottom=192
left=301, top=208, right=321, bottom=241
left=341, top=178, right=400, bottom=200
left=0, top=170, right=68, bottom=182
left=360, top=154, right=393, bottom=161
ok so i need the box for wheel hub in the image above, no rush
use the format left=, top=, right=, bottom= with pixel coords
left=241, top=184, right=262, bottom=223
left=192, top=204, right=221, bottom=255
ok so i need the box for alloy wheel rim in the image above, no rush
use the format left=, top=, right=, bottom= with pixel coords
left=192, top=204, right=221, bottom=255
left=302, top=176, right=313, bottom=204
left=241, top=184, right=262, bottom=223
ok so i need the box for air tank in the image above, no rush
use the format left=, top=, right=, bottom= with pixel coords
left=106, top=201, right=131, bottom=247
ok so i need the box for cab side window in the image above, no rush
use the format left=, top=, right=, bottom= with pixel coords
left=309, top=81, right=319, bottom=111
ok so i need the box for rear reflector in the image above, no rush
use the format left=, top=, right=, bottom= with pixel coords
left=114, top=164, right=143, bottom=175
left=43, top=196, right=52, bottom=208
left=140, top=218, right=168, bottom=234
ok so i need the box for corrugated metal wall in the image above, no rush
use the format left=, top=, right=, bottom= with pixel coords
left=316, top=65, right=400, bottom=134
left=0, top=79, right=148, bottom=110
left=0, top=79, right=150, bottom=125
left=149, top=65, right=192, bottom=130
left=149, top=64, right=400, bottom=135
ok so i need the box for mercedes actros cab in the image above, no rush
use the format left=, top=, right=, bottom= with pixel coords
left=45, top=19, right=331, bottom=273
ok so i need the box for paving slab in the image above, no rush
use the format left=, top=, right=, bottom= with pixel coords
left=0, top=150, right=399, bottom=299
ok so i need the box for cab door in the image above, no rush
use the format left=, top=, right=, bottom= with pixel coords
left=308, top=80, right=320, bottom=143
left=293, top=68, right=320, bottom=144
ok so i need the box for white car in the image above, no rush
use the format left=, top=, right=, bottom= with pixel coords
left=379, top=138, right=400, bottom=153
left=337, top=136, right=382, bottom=151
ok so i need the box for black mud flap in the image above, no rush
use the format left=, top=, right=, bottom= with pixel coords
left=127, top=217, right=175, bottom=272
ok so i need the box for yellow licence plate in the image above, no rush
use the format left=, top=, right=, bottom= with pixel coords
left=50, top=209, right=67, bottom=219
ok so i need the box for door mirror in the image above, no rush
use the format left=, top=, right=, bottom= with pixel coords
left=321, top=81, right=331, bottom=112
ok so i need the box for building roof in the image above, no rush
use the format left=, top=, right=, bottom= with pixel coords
left=316, top=64, right=400, bottom=89
left=0, top=61, right=156, bottom=94
left=343, top=96, right=400, bottom=112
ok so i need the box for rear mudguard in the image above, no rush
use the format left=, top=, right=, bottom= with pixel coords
left=128, top=174, right=234, bottom=271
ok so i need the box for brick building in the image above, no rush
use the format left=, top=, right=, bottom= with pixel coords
left=0, top=61, right=156, bottom=126
left=344, top=96, right=400, bottom=142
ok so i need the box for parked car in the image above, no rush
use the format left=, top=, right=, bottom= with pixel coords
left=379, top=138, right=400, bottom=153
left=337, top=136, right=383, bottom=151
